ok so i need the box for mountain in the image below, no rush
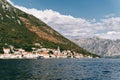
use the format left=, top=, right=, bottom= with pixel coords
left=0, top=0, right=99, bottom=57
left=73, top=37, right=120, bottom=57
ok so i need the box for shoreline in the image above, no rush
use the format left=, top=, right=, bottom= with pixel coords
left=0, top=57, right=97, bottom=60
left=1, top=46, right=99, bottom=59
left=0, top=53, right=96, bottom=59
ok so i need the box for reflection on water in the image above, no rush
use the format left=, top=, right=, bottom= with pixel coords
left=0, top=59, right=120, bottom=80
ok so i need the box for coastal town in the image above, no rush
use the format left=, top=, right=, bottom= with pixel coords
left=0, top=44, right=94, bottom=59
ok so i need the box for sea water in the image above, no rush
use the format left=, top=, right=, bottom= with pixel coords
left=0, top=58, right=120, bottom=80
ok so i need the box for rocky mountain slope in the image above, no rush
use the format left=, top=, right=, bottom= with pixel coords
left=73, top=37, right=120, bottom=57
left=0, top=0, right=99, bottom=57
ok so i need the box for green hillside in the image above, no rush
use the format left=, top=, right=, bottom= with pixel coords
left=0, top=0, right=99, bottom=57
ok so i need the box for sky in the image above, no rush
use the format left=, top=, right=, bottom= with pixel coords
left=7, top=0, right=120, bottom=40
left=9, top=0, right=120, bottom=20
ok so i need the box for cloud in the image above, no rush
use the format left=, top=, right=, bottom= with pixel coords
left=7, top=0, right=120, bottom=40
left=107, top=31, right=118, bottom=35
left=96, top=31, right=120, bottom=40
left=105, top=13, right=116, bottom=18
left=7, top=0, right=13, bottom=5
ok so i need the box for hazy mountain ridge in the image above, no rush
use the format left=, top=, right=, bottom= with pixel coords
left=0, top=0, right=99, bottom=57
left=73, top=37, right=120, bottom=57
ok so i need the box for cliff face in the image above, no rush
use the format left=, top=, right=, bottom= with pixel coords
left=0, top=0, right=98, bottom=57
left=73, top=37, right=120, bottom=57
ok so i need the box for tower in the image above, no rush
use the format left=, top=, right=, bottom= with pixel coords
left=57, top=46, right=61, bottom=54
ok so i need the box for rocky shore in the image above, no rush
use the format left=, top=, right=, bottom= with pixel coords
left=0, top=46, right=96, bottom=59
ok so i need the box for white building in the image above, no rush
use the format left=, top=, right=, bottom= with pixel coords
left=3, top=48, right=10, bottom=54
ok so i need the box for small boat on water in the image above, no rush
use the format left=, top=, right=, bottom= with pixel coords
left=37, top=56, right=44, bottom=59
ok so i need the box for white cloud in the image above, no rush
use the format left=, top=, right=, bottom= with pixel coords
left=97, top=31, right=120, bottom=40
left=107, top=31, right=118, bottom=35
left=105, top=13, right=116, bottom=18
left=7, top=0, right=13, bottom=5
left=7, top=0, right=120, bottom=40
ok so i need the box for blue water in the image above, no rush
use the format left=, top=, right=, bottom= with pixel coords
left=0, top=59, right=120, bottom=80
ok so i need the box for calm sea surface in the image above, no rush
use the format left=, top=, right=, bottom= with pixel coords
left=0, top=58, right=120, bottom=80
